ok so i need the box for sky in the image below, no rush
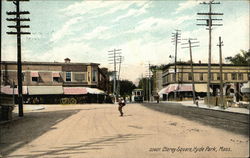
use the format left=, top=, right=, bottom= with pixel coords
left=1, top=0, right=249, bottom=84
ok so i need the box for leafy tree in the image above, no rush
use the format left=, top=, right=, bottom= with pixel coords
left=110, top=79, right=136, bottom=97
left=225, top=49, right=250, bottom=65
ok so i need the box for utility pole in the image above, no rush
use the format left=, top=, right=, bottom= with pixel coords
left=197, top=0, right=223, bottom=106
left=148, top=63, right=151, bottom=102
left=171, top=30, right=181, bottom=82
left=117, top=55, right=124, bottom=97
left=145, top=63, right=152, bottom=102
left=171, top=30, right=181, bottom=101
left=108, top=49, right=122, bottom=103
left=217, top=36, right=224, bottom=108
left=6, top=0, right=31, bottom=117
left=0, top=0, right=2, bottom=106
left=182, top=38, right=200, bottom=104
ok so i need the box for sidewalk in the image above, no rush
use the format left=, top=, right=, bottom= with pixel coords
left=161, top=100, right=249, bottom=115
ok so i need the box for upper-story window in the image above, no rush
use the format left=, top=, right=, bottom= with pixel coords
left=66, top=72, right=71, bottom=82
left=231, top=73, right=237, bottom=80
left=31, top=72, right=39, bottom=82
left=74, top=73, right=86, bottom=82
left=217, top=73, right=220, bottom=80
left=224, top=73, right=228, bottom=80
left=92, top=70, right=98, bottom=82
left=53, top=72, right=60, bottom=82
left=188, top=73, right=192, bottom=80
left=238, top=73, right=243, bottom=80
left=199, top=73, right=203, bottom=81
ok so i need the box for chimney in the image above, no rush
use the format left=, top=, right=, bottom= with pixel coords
left=64, top=58, right=71, bottom=63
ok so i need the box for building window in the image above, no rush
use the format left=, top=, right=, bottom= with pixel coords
left=32, top=77, right=38, bottom=82
left=224, top=73, right=228, bottom=80
left=238, top=73, right=243, bottom=80
left=188, top=73, right=192, bottom=80
left=66, top=72, right=71, bottom=82
left=248, top=73, right=250, bottom=80
left=172, top=74, right=176, bottom=82
left=211, top=73, right=214, bottom=80
left=92, top=70, right=98, bottom=82
left=53, top=77, right=60, bottom=82
left=217, top=73, right=220, bottom=80
left=74, top=73, right=86, bottom=82
left=231, top=73, right=237, bottom=80
left=200, top=73, right=203, bottom=81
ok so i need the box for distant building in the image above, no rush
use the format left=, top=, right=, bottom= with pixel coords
left=157, top=62, right=250, bottom=101
left=152, top=69, right=163, bottom=96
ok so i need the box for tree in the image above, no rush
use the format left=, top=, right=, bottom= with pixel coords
left=110, top=79, right=136, bottom=97
left=225, top=49, right=250, bottom=65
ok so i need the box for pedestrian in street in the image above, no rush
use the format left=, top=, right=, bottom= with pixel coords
left=156, top=94, right=160, bottom=103
left=118, top=98, right=126, bottom=116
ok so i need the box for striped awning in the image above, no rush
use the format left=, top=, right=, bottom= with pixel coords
left=158, top=84, right=211, bottom=94
left=52, top=72, right=60, bottom=77
left=63, top=87, right=88, bottom=95
left=1, top=86, right=28, bottom=95
left=31, top=72, right=39, bottom=77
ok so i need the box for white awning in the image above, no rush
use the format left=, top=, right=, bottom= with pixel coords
left=241, top=81, right=250, bottom=93
left=86, top=88, right=105, bottom=94
left=28, top=86, right=63, bottom=95
left=158, top=84, right=212, bottom=94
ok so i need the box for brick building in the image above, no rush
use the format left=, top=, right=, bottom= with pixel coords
left=157, top=62, right=250, bottom=101
left=0, top=59, right=110, bottom=103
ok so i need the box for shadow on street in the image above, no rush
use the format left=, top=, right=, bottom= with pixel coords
left=0, top=109, right=82, bottom=156
left=141, top=103, right=249, bottom=136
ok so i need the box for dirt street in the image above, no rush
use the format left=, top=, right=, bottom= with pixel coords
left=0, top=103, right=249, bottom=158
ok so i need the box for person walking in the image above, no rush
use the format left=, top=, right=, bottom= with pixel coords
left=118, top=98, right=126, bottom=116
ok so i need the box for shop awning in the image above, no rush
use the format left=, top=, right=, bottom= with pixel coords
left=86, top=88, right=105, bottom=94
left=195, top=84, right=210, bottom=92
left=158, top=84, right=211, bottom=94
left=52, top=72, right=60, bottom=77
left=28, top=86, right=63, bottom=95
left=31, top=72, right=39, bottom=77
left=63, top=87, right=88, bottom=95
left=241, top=81, right=250, bottom=93
left=1, top=86, right=28, bottom=95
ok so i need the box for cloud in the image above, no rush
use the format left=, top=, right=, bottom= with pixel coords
left=50, top=17, right=82, bottom=42
left=175, top=0, right=199, bottom=14
left=112, top=2, right=151, bottom=22
left=61, top=1, right=148, bottom=18
left=127, top=15, right=195, bottom=34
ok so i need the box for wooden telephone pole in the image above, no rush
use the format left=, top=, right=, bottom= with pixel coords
left=217, top=36, right=224, bottom=108
left=182, top=38, right=199, bottom=104
left=197, top=0, right=223, bottom=106
left=6, top=0, right=30, bottom=117
left=108, top=49, right=122, bottom=102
